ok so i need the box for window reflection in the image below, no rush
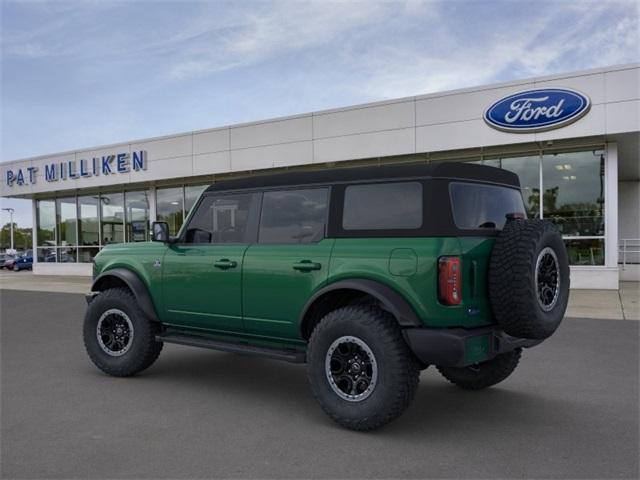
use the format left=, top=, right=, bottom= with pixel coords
left=156, top=187, right=184, bottom=236
left=125, top=191, right=150, bottom=242
left=36, top=200, right=56, bottom=246
left=185, top=185, right=207, bottom=217
left=78, top=195, right=100, bottom=246
left=260, top=188, right=328, bottom=243
left=473, top=156, right=540, bottom=218
left=473, top=150, right=605, bottom=266
left=56, top=197, right=77, bottom=246
left=542, top=151, right=605, bottom=236
left=101, top=193, right=124, bottom=244
left=565, top=239, right=605, bottom=265
left=78, top=247, right=100, bottom=263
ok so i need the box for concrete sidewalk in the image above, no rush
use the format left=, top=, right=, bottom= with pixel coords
left=566, top=282, right=639, bottom=321
left=1, top=270, right=638, bottom=320
left=0, top=270, right=91, bottom=295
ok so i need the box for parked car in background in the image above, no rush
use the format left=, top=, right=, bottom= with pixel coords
left=0, top=253, right=10, bottom=269
left=3, top=254, right=17, bottom=270
left=12, top=250, right=33, bottom=271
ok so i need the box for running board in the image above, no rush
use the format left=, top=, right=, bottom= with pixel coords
left=156, top=333, right=306, bottom=364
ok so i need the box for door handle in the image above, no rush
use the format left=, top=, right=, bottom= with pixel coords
left=292, top=260, right=321, bottom=272
left=214, top=259, right=237, bottom=269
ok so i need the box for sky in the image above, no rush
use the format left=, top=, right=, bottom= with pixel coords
left=1, top=0, right=639, bottom=228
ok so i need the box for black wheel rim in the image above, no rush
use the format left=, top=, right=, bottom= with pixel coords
left=535, top=247, right=560, bottom=312
left=325, top=336, right=377, bottom=402
left=96, top=308, right=134, bottom=357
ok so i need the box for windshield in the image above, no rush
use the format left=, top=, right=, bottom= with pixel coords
left=449, top=182, right=526, bottom=230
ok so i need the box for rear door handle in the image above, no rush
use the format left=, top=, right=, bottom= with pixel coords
left=292, top=260, right=321, bottom=271
left=214, top=259, right=237, bottom=269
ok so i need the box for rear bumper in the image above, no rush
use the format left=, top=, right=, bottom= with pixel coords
left=403, top=326, right=541, bottom=368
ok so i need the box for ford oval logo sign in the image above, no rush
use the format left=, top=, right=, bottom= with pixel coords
left=484, top=88, right=591, bottom=133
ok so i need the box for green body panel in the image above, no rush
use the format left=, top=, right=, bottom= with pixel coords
left=457, top=237, right=497, bottom=328
left=327, top=237, right=494, bottom=329
left=161, top=243, right=249, bottom=333
left=92, top=242, right=167, bottom=312
left=92, top=235, right=497, bottom=345
left=241, top=239, right=334, bottom=341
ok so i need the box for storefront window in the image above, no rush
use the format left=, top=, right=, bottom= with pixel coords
left=34, top=186, right=209, bottom=264
left=157, top=187, right=184, bottom=236
left=474, top=149, right=605, bottom=266
left=125, top=191, right=150, bottom=242
left=58, top=246, right=77, bottom=263
left=101, top=193, right=124, bottom=244
left=37, top=247, right=56, bottom=263
left=36, top=200, right=56, bottom=246
left=542, top=151, right=605, bottom=237
left=77, top=247, right=100, bottom=263
left=78, top=195, right=100, bottom=247
left=55, top=197, right=77, bottom=248
left=565, top=238, right=605, bottom=266
left=185, top=185, right=207, bottom=217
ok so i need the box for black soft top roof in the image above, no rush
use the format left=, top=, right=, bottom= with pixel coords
left=204, top=162, right=520, bottom=193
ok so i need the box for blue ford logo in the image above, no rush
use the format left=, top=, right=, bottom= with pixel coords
left=484, top=88, right=590, bottom=132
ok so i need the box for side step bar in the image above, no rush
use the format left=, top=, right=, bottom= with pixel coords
left=156, top=333, right=306, bottom=364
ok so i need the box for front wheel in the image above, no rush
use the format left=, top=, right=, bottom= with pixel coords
left=83, top=287, right=163, bottom=377
left=307, top=306, right=420, bottom=431
left=12, top=264, right=19, bottom=272
left=437, top=349, right=522, bottom=390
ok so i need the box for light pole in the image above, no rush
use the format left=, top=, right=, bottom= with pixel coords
left=2, top=207, right=15, bottom=251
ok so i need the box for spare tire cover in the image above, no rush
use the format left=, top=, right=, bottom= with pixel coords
left=489, top=219, right=569, bottom=340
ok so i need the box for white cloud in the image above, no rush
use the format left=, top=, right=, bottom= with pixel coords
left=350, top=0, right=640, bottom=99
left=163, top=1, right=393, bottom=81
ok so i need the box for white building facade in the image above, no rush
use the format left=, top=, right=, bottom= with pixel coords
left=1, top=64, right=638, bottom=288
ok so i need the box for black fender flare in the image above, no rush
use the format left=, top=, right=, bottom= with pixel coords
left=299, top=278, right=422, bottom=336
left=91, top=268, right=160, bottom=323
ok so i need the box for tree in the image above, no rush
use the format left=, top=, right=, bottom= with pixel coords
left=0, top=223, right=32, bottom=251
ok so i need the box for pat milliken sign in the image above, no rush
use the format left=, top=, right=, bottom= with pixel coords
left=484, top=88, right=591, bottom=133
left=4, top=150, right=147, bottom=187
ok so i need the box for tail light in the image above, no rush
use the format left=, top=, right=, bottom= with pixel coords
left=438, top=256, right=462, bottom=305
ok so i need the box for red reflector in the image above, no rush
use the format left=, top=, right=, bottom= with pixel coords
left=438, top=256, right=462, bottom=305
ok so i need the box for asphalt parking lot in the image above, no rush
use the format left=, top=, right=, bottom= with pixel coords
left=1, top=290, right=638, bottom=479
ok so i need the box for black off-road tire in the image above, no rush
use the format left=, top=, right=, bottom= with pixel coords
left=437, top=349, right=522, bottom=390
left=489, top=219, right=569, bottom=340
left=83, top=287, right=163, bottom=377
left=307, top=306, right=420, bottom=431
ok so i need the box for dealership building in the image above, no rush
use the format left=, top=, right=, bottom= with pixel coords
left=1, top=63, right=638, bottom=289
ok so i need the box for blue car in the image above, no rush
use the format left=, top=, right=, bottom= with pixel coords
left=12, top=250, right=33, bottom=271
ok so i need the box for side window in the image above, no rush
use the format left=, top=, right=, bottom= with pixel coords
left=184, top=193, right=257, bottom=244
left=259, top=188, right=329, bottom=244
left=343, top=182, right=422, bottom=230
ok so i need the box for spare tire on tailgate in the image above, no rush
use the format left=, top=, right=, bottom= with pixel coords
left=489, top=219, right=569, bottom=340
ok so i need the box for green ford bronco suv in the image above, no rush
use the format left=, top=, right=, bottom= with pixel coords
left=84, top=162, right=569, bottom=430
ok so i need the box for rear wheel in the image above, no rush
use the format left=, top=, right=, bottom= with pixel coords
left=437, top=349, right=521, bottom=390
left=83, top=287, right=163, bottom=377
left=307, top=306, right=420, bottom=431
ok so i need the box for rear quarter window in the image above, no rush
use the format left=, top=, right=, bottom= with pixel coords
left=450, top=182, right=526, bottom=230
left=342, top=182, right=422, bottom=230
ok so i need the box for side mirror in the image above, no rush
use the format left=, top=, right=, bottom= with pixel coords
left=152, top=222, right=170, bottom=242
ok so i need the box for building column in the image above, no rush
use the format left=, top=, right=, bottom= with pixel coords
left=605, top=142, right=619, bottom=272
left=148, top=186, right=157, bottom=228
left=31, top=198, right=38, bottom=271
